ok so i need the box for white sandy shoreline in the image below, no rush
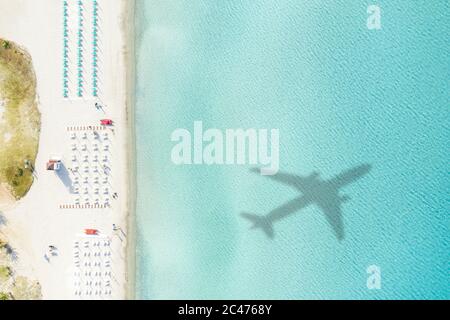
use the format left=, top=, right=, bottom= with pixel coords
left=123, top=0, right=137, bottom=300
left=0, top=0, right=135, bottom=299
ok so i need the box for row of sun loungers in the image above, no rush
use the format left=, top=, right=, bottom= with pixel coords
left=92, top=0, right=99, bottom=97
left=63, top=0, right=101, bottom=99
left=71, top=130, right=109, bottom=140
left=65, top=125, right=114, bottom=208
left=60, top=204, right=110, bottom=209
left=71, top=145, right=110, bottom=153
left=73, top=237, right=114, bottom=299
left=63, top=1, right=69, bottom=98
left=77, top=0, right=85, bottom=97
left=67, top=126, right=108, bottom=131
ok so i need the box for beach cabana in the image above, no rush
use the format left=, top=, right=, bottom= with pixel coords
left=46, top=157, right=62, bottom=171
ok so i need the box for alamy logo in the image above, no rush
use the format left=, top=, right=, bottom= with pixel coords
left=367, top=5, right=382, bottom=30
left=170, top=121, right=279, bottom=175
left=366, top=265, right=382, bottom=290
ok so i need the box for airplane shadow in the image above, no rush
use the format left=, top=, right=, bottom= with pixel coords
left=242, top=164, right=372, bottom=241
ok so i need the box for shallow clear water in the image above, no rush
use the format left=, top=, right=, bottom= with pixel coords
left=135, top=0, right=449, bottom=299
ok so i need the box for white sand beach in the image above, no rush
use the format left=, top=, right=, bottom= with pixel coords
left=0, top=185, right=15, bottom=211
left=0, top=0, right=134, bottom=299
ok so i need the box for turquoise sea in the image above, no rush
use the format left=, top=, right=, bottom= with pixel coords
left=135, top=1, right=449, bottom=299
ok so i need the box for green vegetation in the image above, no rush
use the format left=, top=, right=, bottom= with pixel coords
left=0, top=236, right=42, bottom=300
left=0, top=39, right=41, bottom=199
left=0, top=292, right=10, bottom=300
left=10, top=276, right=42, bottom=300
left=1, top=41, right=10, bottom=50
left=0, top=265, right=10, bottom=281
left=0, top=39, right=42, bottom=299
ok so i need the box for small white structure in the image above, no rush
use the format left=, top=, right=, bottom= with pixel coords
left=47, top=156, right=62, bottom=171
